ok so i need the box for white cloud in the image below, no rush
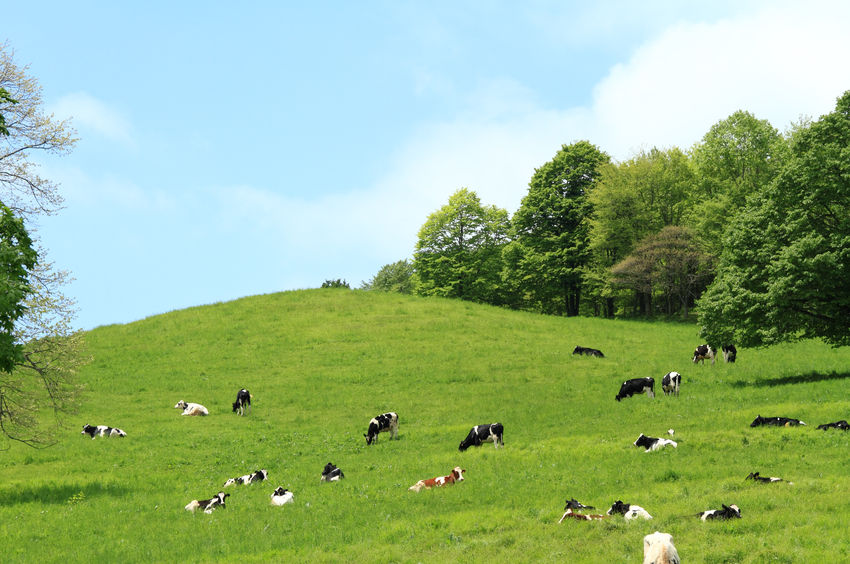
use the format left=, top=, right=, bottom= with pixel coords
left=50, top=92, right=135, bottom=146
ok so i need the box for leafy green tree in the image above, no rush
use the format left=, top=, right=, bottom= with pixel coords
left=505, top=141, right=609, bottom=316
left=698, top=91, right=850, bottom=347
left=690, top=110, right=788, bottom=249
left=1, top=44, right=83, bottom=446
left=414, top=188, right=510, bottom=304
left=321, top=279, right=350, bottom=289
left=0, top=203, right=36, bottom=372
left=361, top=259, right=416, bottom=294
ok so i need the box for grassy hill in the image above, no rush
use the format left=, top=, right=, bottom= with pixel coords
left=1, top=289, right=849, bottom=563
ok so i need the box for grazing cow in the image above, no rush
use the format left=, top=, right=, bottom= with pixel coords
left=81, top=424, right=126, bottom=439
left=634, top=434, right=677, bottom=452
left=458, top=423, right=504, bottom=451
left=364, top=412, right=398, bottom=445
left=750, top=415, right=806, bottom=428
left=697, top=504, right=741, bottom=521
left=692, top=344, right=715, bottom=364
left=616, top=377, right=655, bottom=401
left=817, top=420, right=850, bottom=431
left=174, top=400, right=209, bottom=416
left=573, top=346, right=604, bottom=358
left=320, top=462, right=345, bottom=482
left=270, top=487, right=294, bottom=506
left=722, top=344, right=737, bottom=363
left=232, top=388, right=252, bottom=416
left=746, top=472, right=786, bottom=483
left=408, top=466, right=465, bottom=492
left=643, top=531, right=680, bottom=564
left=223, top=469, right=268, bottom=487
left=558, top=508, right=608, bottom=522
left=607, top=500, right=653, bottom=520
left=185, top=492, right=229, bottom=514
left=661, top=372, right=681, bottom=396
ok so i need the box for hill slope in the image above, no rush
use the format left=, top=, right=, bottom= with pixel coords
left=1, top=289, right=849, bottom=563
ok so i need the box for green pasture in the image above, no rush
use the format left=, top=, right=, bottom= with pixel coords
left=1, top=289, right=848, bottom=563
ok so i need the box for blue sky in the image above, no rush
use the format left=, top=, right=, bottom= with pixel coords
left=5, top=1, right=850, bottom=329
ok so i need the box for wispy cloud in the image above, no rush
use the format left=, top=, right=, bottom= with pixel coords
left=50, top=92, right=135, bottom=146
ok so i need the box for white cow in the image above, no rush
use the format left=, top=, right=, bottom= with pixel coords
left=643, top=531, right=680, bottom=564
left=174, top=400, right=209, bottom=416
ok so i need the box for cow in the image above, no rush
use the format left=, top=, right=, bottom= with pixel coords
left=364, top=412, right=398, bottom=445
left=692, top=344, right=715, bottom=364
left=697, top=504, right=741, bottom=521
left=607, top=500, right=653, bottom=520
left=750, top=415, right=806, bottom=428
left=408, top=466, right=465, bottom=492
left=661, top=372, right=681, bottom=396
left=458, top=423, right=504, bottom=451
left=557, top=498, right=601, bottom=523
left=722, top=344, right=737, bottom=363
left=320, top=462, right=345, bottom=482
left=634, top=434, right=677, bottom=452
left=174, top=400, right=209, bottom=416
left=558, top=508, right=608, bottom=522
left=746, top=472, right=786, bottom=484
left=643, top=531, right=680, bottom=564
left=573, top=346, right=604, bottom=358
left=616, top=377, right=655, bottom=401
left=81, top=424, right=126, bottom=439
left=232, top=389, right=252, bottom=416
left=270, top=487, right=294, bottom=506
left=185, top=492, right=229, bottom=514
left=223, top=469, right=268, bottom=487
left=817, top=420, right=850, bottom=431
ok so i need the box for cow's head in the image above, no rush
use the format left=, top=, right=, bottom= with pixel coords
left=606, top=500, right=629, bottom=515
left=750, top=415, right=764, bottom=427
left=572, top=346, right=582, bottom=355
left=452, top=467, right=466, bottom=482
left=174, top=400, right=188, bottom=409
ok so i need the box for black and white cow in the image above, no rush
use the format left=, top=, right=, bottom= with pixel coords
left=232, top=388, right=252, bottom=416
left=185, top=492, right=229, bottom=513
left=817, top=420, right=849, bottom=430
left=81, top=424, right=126, bottom=439
left=174, top=400, right=209, bottom=416
left=661, top=372, right=681, bottom=396
left=750, top=415, right=806, bottom=428
left=270, top=487, right=294, bottom=506
left=223, top=469, right=268, bottom=487
left=364, top=412, right=398, bottom=445
left=616, top=377, right=655, bottom=401
left=573, top=346, right=604, bottom=358
left=458, top=423, right=504, bottom=451
left=721, top=344, right=737, bottom=363
left=321, top=462, right=345, bottom=482
left=606, top=500, right=653, bottom=520
left=697, top=504, right=741, bottom=521
left=746, top=472, right=786, bottom=484
left=692, top=344, right=715, bottom=364
left=634, top=434, right=677, bottom=452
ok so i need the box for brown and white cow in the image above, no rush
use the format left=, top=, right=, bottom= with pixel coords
left=409, top=466, right=465, bottom=492
left=558, top=508, right=609, bottom=522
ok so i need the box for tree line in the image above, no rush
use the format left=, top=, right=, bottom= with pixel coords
left=362, top=91, right=850, bottom=348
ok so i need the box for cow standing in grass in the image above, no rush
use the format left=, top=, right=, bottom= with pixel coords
left=364, top=412, right=398, bottom=445
left=458, top=423, right=504, bottom=451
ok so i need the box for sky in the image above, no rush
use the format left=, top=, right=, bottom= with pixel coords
left=4, top=1, right=850, bottom=330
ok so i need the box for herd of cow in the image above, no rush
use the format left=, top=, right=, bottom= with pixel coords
left=78, top=342, right=847, bottom=562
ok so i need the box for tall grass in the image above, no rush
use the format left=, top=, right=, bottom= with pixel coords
left=1, top=289, right=848, bottom=563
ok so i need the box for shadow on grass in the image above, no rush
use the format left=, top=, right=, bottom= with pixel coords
left=730, top=371, right=850, bottom=388
left=0, top=481, right=130, bottom=506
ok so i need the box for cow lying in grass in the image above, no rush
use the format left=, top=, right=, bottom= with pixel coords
left=750, top=415, right=806, bottom=427
left=174, top=400, right=209, bottom=416
left=185, top=492, right=229, bottom=514
left=81, top=424, right=126, bottom=439
left=697, top=504, right=741, bottom=520
left=320, top=462, right=344, bottom=482
left=270, top=487, right=294, bottom=506
left=573, top=346, right=604, bottom=358
left=607, top=500, right=653, bottom=520
left=634, top=434, right=677, bottom=452
left=409, top=467, right=465, bottom=492
left=558, top=508, right=608, bottom=521
left=817, top=420, right=849, bottom=430
left=223, top=469, right=268, bottom=487
left=746, top=472, right=789, bottom=484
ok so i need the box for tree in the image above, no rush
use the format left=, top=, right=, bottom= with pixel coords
left=698, top=91, right=850, bottom=347
left=1, top=44, right=83, bottom=446
left=361, top=259, right=416, bottom=294
left=0, top=203, right=36, bottom=372
left=321, top=279, right=350, bottom=289
left=690, top=110, right=788, bottom=249
left=505, top=141, right=609, bottom=316
left=414, top=188, right=510, bottom=304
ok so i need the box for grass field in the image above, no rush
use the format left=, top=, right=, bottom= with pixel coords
left=1, top=289, right=849, bottom=563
